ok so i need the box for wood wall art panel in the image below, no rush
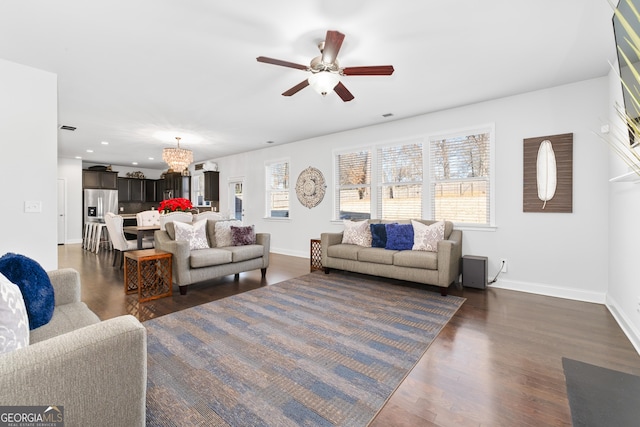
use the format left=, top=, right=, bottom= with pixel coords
left=523, top=133, right=573, bottom=213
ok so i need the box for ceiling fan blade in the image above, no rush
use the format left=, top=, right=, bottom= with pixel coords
left=321, top=30, right=345, bottom=65
left=342, top=65, right=395, bottom=76
left=257, top=56, right=308, bottom=71
left=334, top=82, right=354, bottom=102
left=282, top=79, right=310, bottom=96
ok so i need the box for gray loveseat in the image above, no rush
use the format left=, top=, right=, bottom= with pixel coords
left=154, top=219, right=270, bottom=295
left=0, top=268, right=147, bottom=427
left=321, top=219, right=462, bottom=295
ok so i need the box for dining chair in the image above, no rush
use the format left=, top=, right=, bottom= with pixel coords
left=159, top=211, right=193, bottom=230
left=136, top=210, right=161, bottom=226
left=104, top=212, right=153, bottom=268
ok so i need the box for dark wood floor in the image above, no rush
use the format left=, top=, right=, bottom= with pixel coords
left=59, top=244, right=640, bottom=426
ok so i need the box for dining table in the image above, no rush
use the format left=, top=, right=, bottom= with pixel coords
left=123, top=225, right=160, bottom=249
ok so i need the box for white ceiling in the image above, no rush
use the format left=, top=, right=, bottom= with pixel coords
left=0, top=0, right=617, bottom=170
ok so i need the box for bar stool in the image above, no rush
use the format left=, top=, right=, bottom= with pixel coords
left=83, top=222, right=93, bottom=250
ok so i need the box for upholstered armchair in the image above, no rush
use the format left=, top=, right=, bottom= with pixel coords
left=193, top=211, right=228, bottom=222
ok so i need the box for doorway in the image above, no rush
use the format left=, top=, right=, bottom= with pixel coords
left=57, top=178, right=66, bottom=245
left=228, top=179, right=244, bottom=221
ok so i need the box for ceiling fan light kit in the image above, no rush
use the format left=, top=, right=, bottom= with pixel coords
left=257, top=30, right=394, bottom=102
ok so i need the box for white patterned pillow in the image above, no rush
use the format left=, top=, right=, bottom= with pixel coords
left=411, top=220, right=445, bottom=252
left=0, top=272, right=29, bottom=354
left=214, top=220, right=242, bottom=247
left=174, top=220, right=209, bottom=250
left=342, top=220, right=372, bottom=247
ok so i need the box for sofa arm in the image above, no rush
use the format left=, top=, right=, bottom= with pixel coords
left=155, top=230, right=192, bottom=286
left=437, top=229, right=463, bottom=287
left=0, top=315, right=147, bottom=427
left=321, top=233, right=343, bottom=265
left=256, top=233, right=270, bottom=268
left=47, top=268, right=81, bottom=306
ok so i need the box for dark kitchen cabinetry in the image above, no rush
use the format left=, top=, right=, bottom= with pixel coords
left=164, top=172, right=190, bottom=200
left=83, top=170, right=118, bottom=189
left=204, top=171, right=219, bottom=202
left=118, top=178, right=146, bottom=202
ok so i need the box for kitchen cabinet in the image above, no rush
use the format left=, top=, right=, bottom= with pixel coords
left=164, top=172, right=190, bottom=200
left=118, top=178, right=145, bottom=202
left=83, top=170, right=118, bottom=189
left=204, top=171, right=219, bottom=202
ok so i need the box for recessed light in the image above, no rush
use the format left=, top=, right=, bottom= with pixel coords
left=132, top=162, right=138, bottom=165
left=75, top=156, right=82, bottom=159
left=148, top=157, right=154, bottom=160
left=101, top=141, right=109, bottom=145
left=86, top=149, right=94, bottom=153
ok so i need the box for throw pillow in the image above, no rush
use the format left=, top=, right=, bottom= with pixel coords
left=412, top=220, right=445, bottom=252
left=0, top=253, right=54, bottom=330
left=0, top=272, right=29, bottom=354
left=231, top=225, right=256, bottom=246
left=385, top=223, right=414, bottom=251
left=214, top=220, right=242, bottom=247
left=370, top=223, right=390, bottom=248
left=174, top=220, right=209, bottom=250
left=342, top=220, right=372, bottom=247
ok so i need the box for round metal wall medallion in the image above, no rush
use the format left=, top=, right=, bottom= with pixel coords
left=296, top=166, right=326, bottom=209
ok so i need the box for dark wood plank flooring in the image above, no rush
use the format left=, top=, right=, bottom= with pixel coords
left=59, top=244, right=640, bottom=426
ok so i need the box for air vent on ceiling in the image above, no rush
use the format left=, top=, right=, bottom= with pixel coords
left=382, top=113, right=394, bottom=118
left=59, top=125, right=76, bottom=131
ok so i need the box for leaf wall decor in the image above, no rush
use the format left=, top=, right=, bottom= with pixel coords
left=536, top=140, right=557, bottom=209
left=523, top=133, right=573, bottom=213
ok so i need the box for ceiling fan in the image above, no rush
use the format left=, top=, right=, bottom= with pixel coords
left=257, top=30, right=394, bottom=102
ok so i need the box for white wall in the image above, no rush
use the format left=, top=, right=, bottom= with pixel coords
left=607, top=65, right=640, bottom=353
left=0, top=59, right=58, bottom=270
left=213, top=77, right=610, bottom=303
left=57, top=158, right=83, bottom=244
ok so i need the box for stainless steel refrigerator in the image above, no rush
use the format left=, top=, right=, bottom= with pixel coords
left=84, top=189, right=118, bottom=223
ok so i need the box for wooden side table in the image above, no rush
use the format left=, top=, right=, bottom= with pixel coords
left=124, top=249, right=173, bottom=302
left=310, top=238, right=322, bottom=272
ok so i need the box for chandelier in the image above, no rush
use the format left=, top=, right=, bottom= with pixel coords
left=162, top=137, right=193, bottom=173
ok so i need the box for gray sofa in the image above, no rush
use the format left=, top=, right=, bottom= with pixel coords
left=154, top=219, right=270, bottom=295
left=0, top=268, right=147, bottom=427
left=321, top=219, right=462, bottom=295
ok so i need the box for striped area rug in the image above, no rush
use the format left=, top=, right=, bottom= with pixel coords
left=145, top=273, right=465, bottom=426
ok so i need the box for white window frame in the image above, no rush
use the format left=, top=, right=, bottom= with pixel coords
left=264, top=158, right=290, bottom=219
left=333, top=147, right=373, bottom=221
left=427, top=124, right=495, bottom=229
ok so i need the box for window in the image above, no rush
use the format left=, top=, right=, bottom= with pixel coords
left=377, top=143, right=422, bottom=219
left=265, top=160, right=289, bottom=218
left=335, top=150, right=371, bottom=220
left=430, top=127, right=493, bottom=226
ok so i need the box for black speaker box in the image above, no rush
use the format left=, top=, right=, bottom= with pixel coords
left=462, top=255, right=488, bottom=289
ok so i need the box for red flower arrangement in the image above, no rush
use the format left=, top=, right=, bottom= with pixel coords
left=158, top=197, right=193, bottom=213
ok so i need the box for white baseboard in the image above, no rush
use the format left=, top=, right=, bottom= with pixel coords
left=489, top=279, right=606, bottom=304
left=270, top=247, right=308, bottom=259
left=606, top=294, right=640, bottom=356
left=65, top=238, right=83, bottom=245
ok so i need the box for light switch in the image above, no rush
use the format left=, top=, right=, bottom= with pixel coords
left=25, top=201, right=42, bottom=213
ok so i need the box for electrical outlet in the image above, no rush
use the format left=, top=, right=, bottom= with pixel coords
left=500, top=258, right=508, bottom=273
left=24, top=201, right=42, bottom=213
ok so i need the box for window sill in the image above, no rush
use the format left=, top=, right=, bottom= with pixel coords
left=263, top=217, right=291, bottom=221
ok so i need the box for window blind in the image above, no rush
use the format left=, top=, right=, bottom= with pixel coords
left=335, top=150, right=372, bottom=220
left=266, top=160, right=289, bottom=218
left=377, top=143, right=422, bottom=219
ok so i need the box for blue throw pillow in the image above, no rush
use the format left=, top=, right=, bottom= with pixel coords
left=385, top=223, right=414, bottom=251
left=0, top=253, right=54, bottom=330
left=370, top=223, right=389, bottom=248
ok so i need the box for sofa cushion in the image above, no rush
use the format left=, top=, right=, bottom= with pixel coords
left=385, top=223, right=414, bottom=251
left=393, top=250, right=438, bottom=270
left=370, top=223, right=389, bottom=248
left=327, top=244, right=360, bottom=261
left=342, top=220, right=372, bottom=247
left=225, top=245, right=264, bottom=262
left=411, top=220, right=444, bottom=252
left=231, top=225, right=256, bottom=246
left=214, top=220, right=242, bottom=247
left=0, top=272, right=29, bottom=353
left=189, top=248, right=233, bottom=268
left=357, top=247, right=397, bottom=265
left=0, top=253, right=55, bottom=330
left=411, top=219, right=453, bottom=240
left=29, top=301, right=100, bottom=345
left=174, top=220, right=209, bottom=250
